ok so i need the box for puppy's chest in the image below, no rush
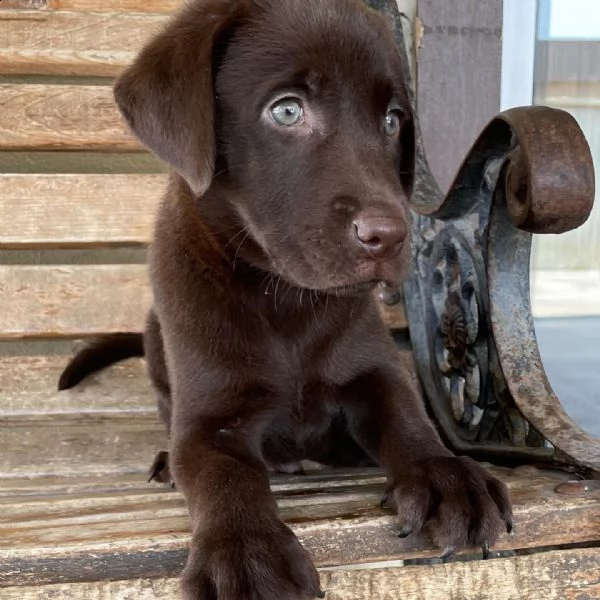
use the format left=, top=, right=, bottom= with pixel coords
left=264, top=337, right=350, bottom=433
left=259, top=329, right=363, bottom=462
left=267, top=328, right=335, bottom=384
left=263, top=347, right=341, bottom=461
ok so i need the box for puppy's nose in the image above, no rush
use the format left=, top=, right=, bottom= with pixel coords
left=353, top=216, right=406, bottom=259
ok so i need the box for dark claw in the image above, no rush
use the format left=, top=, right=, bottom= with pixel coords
left=380, top=492, right=389, bottom=508
left=482, top=544, right=490, bottom=560
left=506, top=519, right=514, bottom=534
left=440, top=546, right=457, bottom=561
left=397, top=526, right=413, bottom=539
left=317, top=590, right=326, bottom=598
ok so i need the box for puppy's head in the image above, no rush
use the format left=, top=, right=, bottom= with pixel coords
left=115, top=0, right=415, bottom=293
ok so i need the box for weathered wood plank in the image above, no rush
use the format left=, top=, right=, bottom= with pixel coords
left=50, top=0, right=182, bottom=11
left=1, top=411, right=165, bottom=478
left=0, top=355, right=153, bottom=414
left=0, top=84, right=139, bottom=151
left=0, top=11, right=166, bottom=76
left=0, top=0, right=182, bottom=12
left=2, top=544, right=600, bottom=598
left=0, top=265, right=150, bottom=339
left=0, top=174, right=163, bottom=248
left=0, top=472, right=163, bottom=500
left=0, top=0, right=48, bottom=7
left=0, top=469, right=387, bottom=500
left=0, top=150, right=164, bottom=175
left=2, top=465, right=599, bottom=587
left=1, top=484, right=385, bottom=526
left=0, top=265, right=405, bottom=338
left=0, top=2, right=412, bottom=75
left=319, top=548, right=600, bottom=599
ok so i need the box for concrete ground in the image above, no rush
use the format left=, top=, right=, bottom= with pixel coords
left=531, top=270, right=600, bottom=439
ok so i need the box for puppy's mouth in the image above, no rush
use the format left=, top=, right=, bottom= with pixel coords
left=267, top=250, right=408, bottom=297
left=321, top=279, right=381, bottom=296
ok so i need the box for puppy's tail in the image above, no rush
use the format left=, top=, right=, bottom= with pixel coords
left=58, top=332, right=144, bottom=391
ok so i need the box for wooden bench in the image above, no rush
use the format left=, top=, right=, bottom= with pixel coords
left=1, top=1, right=599, bottom=598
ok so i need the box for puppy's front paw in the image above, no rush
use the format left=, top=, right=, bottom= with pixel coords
left=181, top=519, right=324, bottom=600
left=384, top=456, right=512, bottom=559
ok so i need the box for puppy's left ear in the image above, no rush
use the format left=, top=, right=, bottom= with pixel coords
left=114, top=0, right=251, bottom=196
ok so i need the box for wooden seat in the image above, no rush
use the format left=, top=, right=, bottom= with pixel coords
left=2, top=464, right=599, bottom=598
left=1, top=1, right=599, bottom=598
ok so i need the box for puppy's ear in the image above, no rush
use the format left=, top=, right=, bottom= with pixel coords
left=114, top=0, right=249, bottom=196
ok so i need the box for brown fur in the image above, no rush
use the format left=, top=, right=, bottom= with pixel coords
left=60, top=1, right=512, bottom=598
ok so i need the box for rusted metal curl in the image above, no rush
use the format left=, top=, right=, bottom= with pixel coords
left=409, top=107, right=595, bottom=232
left=502, top=107, right=595, bottom=234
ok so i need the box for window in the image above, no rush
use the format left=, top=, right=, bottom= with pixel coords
left=503, top=0, right=600, bottom=435
left=503, top=0, right=600, bottom=317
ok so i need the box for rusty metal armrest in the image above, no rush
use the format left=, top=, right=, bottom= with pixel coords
left=371, top=0, right=599, bottom=474
left=405, top=106, right=598, bottom=473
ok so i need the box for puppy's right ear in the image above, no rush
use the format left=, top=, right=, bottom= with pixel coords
left=114, top=0, right=249, bottom=196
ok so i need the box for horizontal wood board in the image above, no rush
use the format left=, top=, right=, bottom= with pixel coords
left=1, top=0, right=183, bottom=12
left=0, top=355, right=153, bottom=414
left=0, top=265, right=151, bottom=339
left=2, top=465, right=599, bottom=587
left=2, top=546, right=599, bottom=599
left=0, top=174, right=163, bottom=248
left=0, top=10, right=167, bottom=77
left=0, top=84, right=139, bottom=151
left=0, top=265, right=406, bottom=339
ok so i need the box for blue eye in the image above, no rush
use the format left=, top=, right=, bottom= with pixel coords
left=270, top=98, right=303, bottom=126
left=384, top=110, right=402, bottom=136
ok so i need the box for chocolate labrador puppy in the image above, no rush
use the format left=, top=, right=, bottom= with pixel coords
left=59, top=0, right=512, bottom=598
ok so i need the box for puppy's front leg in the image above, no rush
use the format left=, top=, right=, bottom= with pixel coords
left=168, top=381, right=322, bottom=600
left=346, top=365, right=513, bottom=558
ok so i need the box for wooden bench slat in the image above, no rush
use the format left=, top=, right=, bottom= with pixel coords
left=2, top=0, right=182, bottom=13
left=1, top=467, right=599, bottom=586
left=0, top=265, right=150, bottom=339
left=0, top=355, right=153, bottom=414
left=0, top=356, right=154, bottom=478
left=1, top=412, right=165, bottom=478
left=0, top=174, right=163, bottom=248
left=0, top=469, right=387, bottom=500
left=0, top=472, right=156, bottom=499
left=4, top=546, right=596, bottom=600
left=1, top=485, right=385, bottom=526
left=321, top=548, right=600, bottom=599
left=0, top=11, right=167, bottom=77
left=0, top=84, right=139, bottom=151
left=0, top=265, right=404, bottom=338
